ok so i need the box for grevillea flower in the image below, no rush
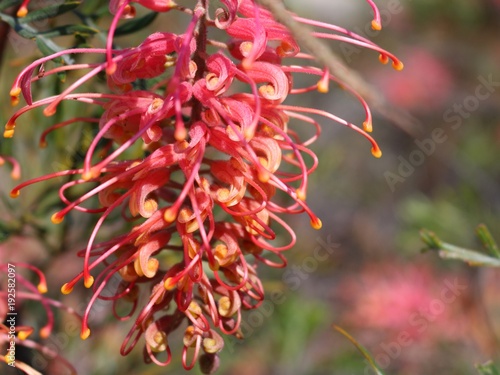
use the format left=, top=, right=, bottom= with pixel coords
left=5, top=0, right=402, bottom=372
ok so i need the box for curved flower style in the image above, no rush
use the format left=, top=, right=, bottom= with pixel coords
left=5, top=0, right=402, bottom=372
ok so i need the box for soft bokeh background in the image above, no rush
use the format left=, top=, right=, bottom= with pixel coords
left=1, top=0, right=500, bottom=374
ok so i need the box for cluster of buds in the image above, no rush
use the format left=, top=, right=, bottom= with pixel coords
left=4, top=0, right=402, bottom=372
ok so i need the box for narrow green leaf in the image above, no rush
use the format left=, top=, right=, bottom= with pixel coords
left=419, top=229, right=443, bottom=250
left=333, top=325, right=386, bottom=375
left=40, top=24, right=99, bottom=38
left=476, top=224, right=500, bottom=258
left=35, top=36, right=74, bottom=64
left=18, top=0, right=82, bottom=24
left=114, top=12, right=158, bottom=36
left=0, top=0, right=21, bottom=12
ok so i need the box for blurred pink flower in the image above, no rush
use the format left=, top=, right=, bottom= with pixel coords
left=338, top=263, right=467, bottom=341
left=373, top=48, right=453, bottom=112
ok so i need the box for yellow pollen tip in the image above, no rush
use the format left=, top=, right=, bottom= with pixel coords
left=3, top=129, right=14, bottom=138
left=37, top=282, right=48, bottom=294
left=10, top=189, right=20, bottom=198
left=18, top=329, right=33, bottom=341
left=11, top=171, right=20, bottom=181
left=174, top=127, right=186, bottom=142
left=209, top=261, right=220, bottom=272
left=39, top=140, right=48, bottom=148
left=242, top=58, right=253, bottom=70
left=379, top=54, right=389, bottom=65
left=164, top=208, right=177, bottom=223
left=39, top=326, right=51, bottom=339
left=51, top=213, right=64, bottom=224
left=10, top=97, right=19, bottom=106
left=244, top=128, right=255, bottom=141
left=16, top=6, right=28, bottom=17
left=296, top=188, right=306, bottom=201
left=392, top=60, right=404, bottom=71
left=371, top=20, right=382, bottom=31
left=81, top=170, right=93, bottom=181
left=106, top=62, right=117, bottom=75
left=81, top=328, right=91, bottom=340
left=258, top=169, right=270, bottom=183
left=43, top=107, right=56, bottom=117
left=317, top=81, right=329, bottom=93
left=311, top=217, right=322, bottom=230
left=61, top=283, right=73, bottom=295
left=371, top=147, right=382, bottom=158
left=10, top=87, right=21, bottom=97
left=164, top=277, right=176, bottom=291
left=84, top=275, right=94, bottom=288
left=363, top=121, right=373, bottom=133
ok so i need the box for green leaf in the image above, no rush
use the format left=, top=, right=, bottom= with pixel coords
left=35, top=36, right=74, bottom=65
left=18, top=0, right=82, bottom=24
left=333, top=325, right=386, bottom=375
left=0, top=222, right=11, bottom=243
left=114, top=12, right=158, bottom=36
left=437, top=243, right=500, bottom=267
left=421, top=227, right=500, bottom=267
left=476, top=224, right=500, bottom=258
left=419, top=229, right=443, bottom=250
left=477, top=361, right=500, bottom=375
left=0, top=0, right=22, bottom=12
left=40, top=24, right=99, bottom=38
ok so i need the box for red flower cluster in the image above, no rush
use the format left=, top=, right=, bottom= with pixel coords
left=4, top=0, right=402, bottom=372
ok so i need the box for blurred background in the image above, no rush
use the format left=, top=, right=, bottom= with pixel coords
left=1, top=0, right=500, bottom=374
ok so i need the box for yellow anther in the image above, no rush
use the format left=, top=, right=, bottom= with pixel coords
left=37, top=282, right=48, bottom=294
left=371, top=147, right=382, bottom=158
left=51, top=213, right=64, bottom=224
left=81, top=328, right=91, bottom=340
left=17, top=328, right=33, bottom=341
left=61, top=283, right=73, bottom=295
left=3, top=129, right=14, bottom=138
left=311, top=217, right=322, bottom=230
left=379, top=54, right=389, bottom=65
left=371, top=20, right=382, bottom=31
left=363, top=121, right=373, bottom=133
left=164, top=277, right=176, bottom=290
left=16, top=6, right=28, bottom=17
left=84, top=275, right=94, bottom=288
left=392, top=60, right=404, bottom=71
